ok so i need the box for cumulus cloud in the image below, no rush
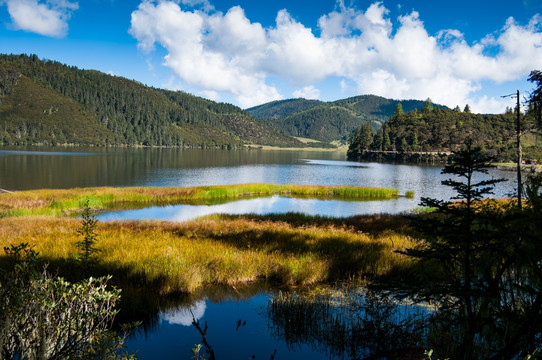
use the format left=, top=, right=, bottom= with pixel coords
left=3, top=0, right=78, bottom=37
left=130, top=0, right=542, bottom=111
left=293, top=85, right=320, bottom=99
left=130, top=2, right=280, bottom=108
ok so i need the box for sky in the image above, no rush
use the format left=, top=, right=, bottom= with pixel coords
left=1, top=0, right=542, bottom=113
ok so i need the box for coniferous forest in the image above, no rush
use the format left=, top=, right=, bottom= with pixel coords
left=348, top=99, right=542, bottom=163
left=0, top=54, right=303, bottom=148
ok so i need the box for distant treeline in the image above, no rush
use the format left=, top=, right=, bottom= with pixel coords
left=348, top=100, right=541, bottom=162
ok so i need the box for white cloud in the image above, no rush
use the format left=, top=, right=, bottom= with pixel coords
left=293, top=85, right=320, bottom=99
left=130, top=1, right=281, bottom=108
left=130, top=0, right=542, bottom=112
left=467, top=95, right=512, bottom=114
left=201, top=90, right=220, bottom=101
left=3, top=0, right=78, bottom=37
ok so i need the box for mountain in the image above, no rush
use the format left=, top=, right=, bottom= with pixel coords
left=0, top=54, right=303, bottom=148
left=247, top=95, right=445, bottom=143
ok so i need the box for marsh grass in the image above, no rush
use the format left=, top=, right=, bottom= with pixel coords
left=0, top=214, right=416, bottom=295
left=0, top=185, right=418, bottom=295
left=0, top=184, right=399, bottom=217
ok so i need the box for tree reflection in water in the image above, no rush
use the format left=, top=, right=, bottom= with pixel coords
left=267, top=287, right=429, bottom=359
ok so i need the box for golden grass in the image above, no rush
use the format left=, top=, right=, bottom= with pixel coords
left=0, top=184, right=401, bottom=217
left=0, top=214, right=416, bottom=295
left=0, top=184, right=417, bottom=295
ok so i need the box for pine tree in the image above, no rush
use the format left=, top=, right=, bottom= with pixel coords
left=421, top=98, right=434, bottom=113
left=76, top=200, right=100, bottom=268
left=393, top=103, right=404, bottom=117
left=400, top=144, right=514, bottom=359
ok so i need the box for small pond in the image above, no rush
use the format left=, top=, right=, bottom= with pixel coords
left=96, top=195, right=416, bottom=222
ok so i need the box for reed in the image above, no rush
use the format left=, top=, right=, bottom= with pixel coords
left=0, top=214, right=416, bottom=295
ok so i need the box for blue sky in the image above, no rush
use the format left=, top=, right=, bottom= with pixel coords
left=1, top=0, right=542, bottom=113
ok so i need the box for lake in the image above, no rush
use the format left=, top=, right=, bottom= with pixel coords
left=0, top=146, right=519, bottom=358
left=0, top=146, right=517, bottom=210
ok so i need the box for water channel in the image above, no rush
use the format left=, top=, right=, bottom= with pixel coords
left=0, top=147, right=520, bottom=358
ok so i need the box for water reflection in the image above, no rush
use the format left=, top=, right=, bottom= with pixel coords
left=124, top=284, right=304, bottom=360
left=161, top=300, right=206, bottom=326
left=267, top=288, right=428, bottom=359
left=96, top=195, right=416, bottom=222
left=125, top=286, right=429, bottom=360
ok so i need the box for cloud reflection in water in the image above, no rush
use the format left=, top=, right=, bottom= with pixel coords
left=160, top=300, right=207, bottom=326
left=96, top=195, right=415, bottom=223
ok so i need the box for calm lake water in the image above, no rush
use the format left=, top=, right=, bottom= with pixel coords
left=0, top=146, right=519, bottom=358
left=0, top=146, right=516, bottom=211
left=126, top=291, right=340, bottom=360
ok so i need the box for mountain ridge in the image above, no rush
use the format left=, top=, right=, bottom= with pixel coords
left=247, top=95, right=447, bottom=143
left=2, top=53, right=452, bottom=148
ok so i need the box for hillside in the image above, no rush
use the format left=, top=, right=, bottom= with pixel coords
left=247, top=95, right=440, bottom=143
left=246, top=98, right=324, bottom=119
left=0, top=54, right=302, bottom=148
left=346, top=106, right=540, bottom=162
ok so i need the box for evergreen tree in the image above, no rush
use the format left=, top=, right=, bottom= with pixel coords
left=398, top=138, right=408, bottom=152
left=347, top=122, right=373, bottom=155
left=396, top=144, right=542, bottom=358
left=358, top=122, right=374, bottom=151
left=76, top=200, right=100, bottom=269
left=411, top=132, right=419, bottom=151
left=464, top=104, right=471, bottom=113
left=421, top=98, right=434, bottom=113
left=400, top=144, right=507, bottom=359
left=393, top=103, right=404, bottom=117
left=382, top=126, right=392, bottom=151
left=528, top=69, right=542, bottom=125
left=372, top=127, right=383, bottom=150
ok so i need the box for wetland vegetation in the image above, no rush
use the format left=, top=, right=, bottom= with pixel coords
left=0, top=184, right=413, bottom=295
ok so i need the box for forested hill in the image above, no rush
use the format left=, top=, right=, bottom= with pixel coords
left=347, top=106, right=542, bottom=162
left=247, top=95, right=441, bottom=143
left=0, top=54, right=303, bottom=148
left=246, top=98, right=325, bottom=119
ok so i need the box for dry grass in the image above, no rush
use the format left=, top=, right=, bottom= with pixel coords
left=0, top=184, right=417, bottom=295
left=0, top=214, right=416, bottom=295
